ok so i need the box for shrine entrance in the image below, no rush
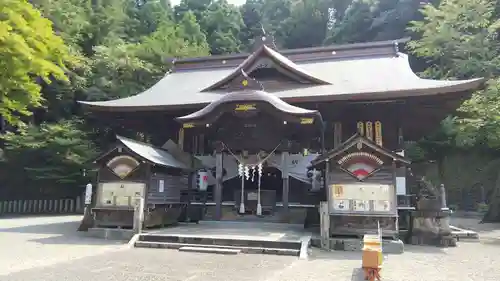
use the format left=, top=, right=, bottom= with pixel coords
left=234, top=166, right=283, bottom=216
left=176, top=71, right=325, bottom=221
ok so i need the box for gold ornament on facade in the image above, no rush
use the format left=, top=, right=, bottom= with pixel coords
left=235, top=103, right=256, bottom=111
left=366, top=121, right=373, bottom=141
left=300, top=117, right=314, bottom=124
left=357, top=121, right=364, bottom=149
left=375, top=121, right=383, bottom=146
left=357, top=121, right=364, bottom=136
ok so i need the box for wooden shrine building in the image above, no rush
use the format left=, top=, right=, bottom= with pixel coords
left=80, top=35, right=484, bottom=230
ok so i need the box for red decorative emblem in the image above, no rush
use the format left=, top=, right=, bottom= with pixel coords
left=338, top=152, right=383, bottom=181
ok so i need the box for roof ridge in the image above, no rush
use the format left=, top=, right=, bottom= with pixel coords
left=174, top=38, right=409, bottom=65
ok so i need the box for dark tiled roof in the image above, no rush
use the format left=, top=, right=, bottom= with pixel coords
left=79, top=39, right=484, bottom=111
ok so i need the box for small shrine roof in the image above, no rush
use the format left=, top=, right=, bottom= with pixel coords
left=310, top=134, right=411, bottom=168
left=79, top=38, right=485, bottom=111
left=114, top=136, right=191, bottom=170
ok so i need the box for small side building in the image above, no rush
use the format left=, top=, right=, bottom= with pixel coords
left=91, top=135, right=195, bottom=229
left=310, top=134, right=411, bottom=239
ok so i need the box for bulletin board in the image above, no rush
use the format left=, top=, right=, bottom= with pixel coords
left=329, top=184, right=394, bottom=214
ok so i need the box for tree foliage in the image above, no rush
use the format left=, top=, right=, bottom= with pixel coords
left=0, top=0, right=77, bottom=126
left=0, top=119, right=97, bottom=196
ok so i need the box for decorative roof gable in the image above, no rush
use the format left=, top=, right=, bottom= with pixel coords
left=310, top=133, right=411, bottom=169
left=201, top=44, right=331, bottom=92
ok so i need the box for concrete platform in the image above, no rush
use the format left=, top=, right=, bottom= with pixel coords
left=310, top=236, right=405, bottom=254
left=133, top=221, right=312, bottom=258
left=86, top=227, right=135, bottom=241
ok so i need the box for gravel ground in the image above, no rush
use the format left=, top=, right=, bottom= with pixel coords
left=0, top=215, right=125, bottom=275
left=1, top=215, right=499, bottom=281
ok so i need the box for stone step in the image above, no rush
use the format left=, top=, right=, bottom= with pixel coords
left=450, top=226, right=479, bottom=240
left=134, top=241, right=300, bottom=256
left=178, top=246, right=241, bottom=255
left=138, top=234, right=301, bottom=250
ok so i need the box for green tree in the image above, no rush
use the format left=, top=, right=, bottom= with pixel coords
left=0, top=0, right=77, bottom=126
left=407, top=0, right=500, bottom=219
left=239, top=0, right=264, bottom=50
left=408, top=0, right=500, bottom=149
left=324, top=0, right=422, bottom=45
left=200, top=0, right=245, bottom=54
left=0, top=119, right=97, bottom=196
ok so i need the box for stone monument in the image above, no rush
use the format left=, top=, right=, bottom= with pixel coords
left=409, top=180, right=456, bottom=247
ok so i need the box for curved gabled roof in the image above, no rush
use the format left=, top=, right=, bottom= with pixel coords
left=176, top=89, right=319, bottom=124
left=78, top=40, right=485, bottom=111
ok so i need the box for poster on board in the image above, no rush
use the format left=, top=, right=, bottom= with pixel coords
left=329, top=184, right=394, bottom=213
left=333, top=199, right=350, bottom=211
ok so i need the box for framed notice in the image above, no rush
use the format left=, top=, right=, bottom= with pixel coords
left=247, top=192, right=258, bottom=200
left=158, top=180, right=164, bottom=193
left=353, top=200, right=370, bottom=211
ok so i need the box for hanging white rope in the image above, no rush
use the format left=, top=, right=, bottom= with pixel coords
left=221, top=142, right=281, bottom=215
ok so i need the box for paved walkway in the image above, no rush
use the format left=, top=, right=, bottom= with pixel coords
left=0, top=215, right=125, bottom=275
left=1, top=215, right=499, bottom=281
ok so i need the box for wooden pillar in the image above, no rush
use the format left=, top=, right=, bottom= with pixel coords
left=214, top=147, right=223, bottom=220
left=281, top=151, right=290, bottom=217
left=395, top=127, right=407, bottom=196
left=178, top=128, right=185, bottom=151
left=320, top=201, right=330, bottom=249
left=333, top=122, right=342, bottom=148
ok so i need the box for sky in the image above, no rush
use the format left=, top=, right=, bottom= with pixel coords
left=170, top=0, right=246, bottom=6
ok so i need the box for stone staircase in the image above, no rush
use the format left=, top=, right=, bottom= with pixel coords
left=134, top=232, right=305, bottom=256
